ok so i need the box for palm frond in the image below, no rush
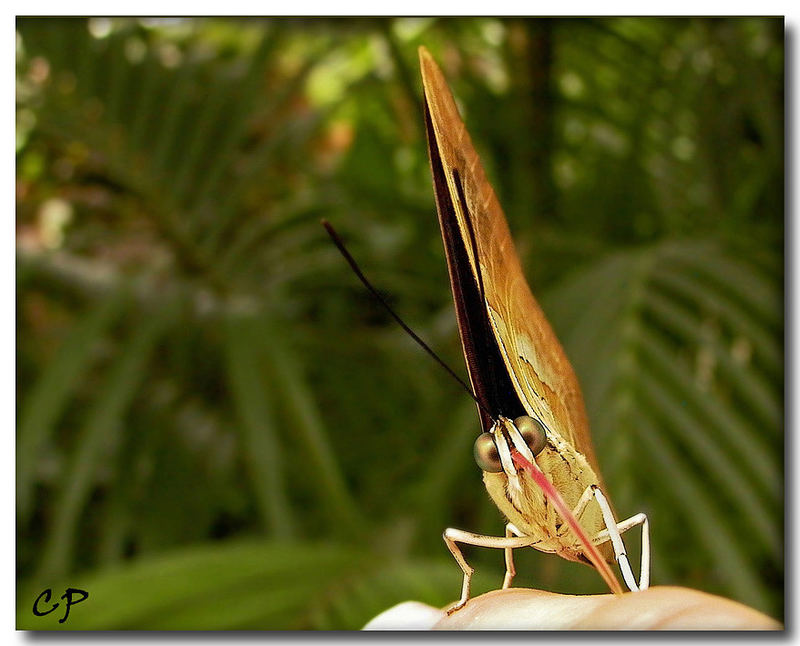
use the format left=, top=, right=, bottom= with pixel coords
left=543, top=238, right=782, bottom=613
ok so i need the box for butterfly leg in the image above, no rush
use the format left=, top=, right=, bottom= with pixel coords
left=592, top=509, right=650, bottom=592
left=502, top=522, right=524, bottom=589
left=586, top=485, right=650, bottom=592
left=443, top=527, right=537, bottom=613
left=570, top=482, right=597, bottom=518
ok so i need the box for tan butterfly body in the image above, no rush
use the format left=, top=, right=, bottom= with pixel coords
left=419, top=47, right=649, bottom=612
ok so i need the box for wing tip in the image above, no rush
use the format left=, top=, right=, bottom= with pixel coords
left=418, top=45, right=438, bottom=91
left=418, top=46, right=464, bottom=129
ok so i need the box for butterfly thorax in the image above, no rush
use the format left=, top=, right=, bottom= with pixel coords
left=482, top=420, right=611, bottom=563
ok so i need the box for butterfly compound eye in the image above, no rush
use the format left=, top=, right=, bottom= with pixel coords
left=473, top=432, right=503, bottom=473
left=514, top=416, right=547, bottom=456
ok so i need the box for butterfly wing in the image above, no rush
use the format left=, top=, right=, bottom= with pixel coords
left=419, top=46, right=601, bottom=476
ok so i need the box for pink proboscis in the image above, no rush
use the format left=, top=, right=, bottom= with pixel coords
left=510, top=449, right=623, bottom=595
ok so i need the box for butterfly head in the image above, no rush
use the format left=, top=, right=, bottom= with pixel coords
left=473, top=415, right=548, bottom=489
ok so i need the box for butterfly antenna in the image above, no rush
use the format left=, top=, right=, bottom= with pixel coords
left=322, top=220, right=492, bottom=418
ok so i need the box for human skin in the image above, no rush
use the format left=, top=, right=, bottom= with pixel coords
left=365, top=587, right=782, bottom=630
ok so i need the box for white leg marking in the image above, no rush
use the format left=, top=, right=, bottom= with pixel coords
left=570, top=483, right=597, bottom=519
left=588, top=486, right=650, bottom=592
left=502, top=522, right=524, bottom=589
left=443, top=526, right=537, bottom=613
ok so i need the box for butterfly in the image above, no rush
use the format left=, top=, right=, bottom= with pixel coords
left=418, top=46, right=650, bottom=613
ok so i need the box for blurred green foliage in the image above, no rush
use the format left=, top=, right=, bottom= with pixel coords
left=16, top=17, right=783, bottom=629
